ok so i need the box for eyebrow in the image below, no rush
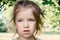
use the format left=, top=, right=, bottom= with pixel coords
left=17, top=17, right=35, bottom=19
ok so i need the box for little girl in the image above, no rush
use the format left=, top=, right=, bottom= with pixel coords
left=12, top=0, right=44, bottom=40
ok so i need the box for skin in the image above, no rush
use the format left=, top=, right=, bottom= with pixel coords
left=15, top=8, right=37, bottom=40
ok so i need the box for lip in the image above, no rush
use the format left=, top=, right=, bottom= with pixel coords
left=23, top=30, right=30, bottom=32
left=23, top=30, right=30, bottom=34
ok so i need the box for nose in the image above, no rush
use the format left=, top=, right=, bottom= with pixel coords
left=24, top=20, right=29, bottom=28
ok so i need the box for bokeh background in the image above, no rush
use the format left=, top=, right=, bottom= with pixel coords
left=0, top=0, right=60, bottom=40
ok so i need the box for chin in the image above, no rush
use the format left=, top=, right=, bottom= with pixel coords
left=23, top=34, right=32, bottom=39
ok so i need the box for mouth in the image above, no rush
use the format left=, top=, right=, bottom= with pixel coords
left=23, top=30, right=30, bottom=34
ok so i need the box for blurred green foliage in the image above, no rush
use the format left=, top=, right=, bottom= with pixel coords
left=0, top=19, right=7, bottom=32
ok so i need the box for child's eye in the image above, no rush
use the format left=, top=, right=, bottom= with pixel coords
left=17, top=20, right=22, bottom=22
left=29, top=19, right=35, bottom=21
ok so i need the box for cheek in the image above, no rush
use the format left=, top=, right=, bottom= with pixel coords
left=15, top=23, right=23, bottom=32
left=29, top=22, right=36, bottom=30
left=29, top=23, right=36, bottom=35
left=15, top=22, right=23, bottom=27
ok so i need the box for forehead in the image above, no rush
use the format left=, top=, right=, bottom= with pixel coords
left=20, top=7, right=33, bottom=13
left=16, top=8, right=35, bottom=18
left=15, top=6, right=35, bottom=14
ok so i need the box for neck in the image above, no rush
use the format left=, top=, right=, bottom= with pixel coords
left=17, top=35, right=36, bottom=40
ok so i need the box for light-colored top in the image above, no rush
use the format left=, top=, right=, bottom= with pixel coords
left=12, top=38, right=41, bottom=40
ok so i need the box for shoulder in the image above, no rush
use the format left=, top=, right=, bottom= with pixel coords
left=36, top=38, right=42, bottom=40
left=12, top=38, right=42, bottom=40
left=12, top=38, right=17, bottom=40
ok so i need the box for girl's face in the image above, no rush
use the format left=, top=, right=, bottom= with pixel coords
left=15, top=8, right=36, bottom=38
